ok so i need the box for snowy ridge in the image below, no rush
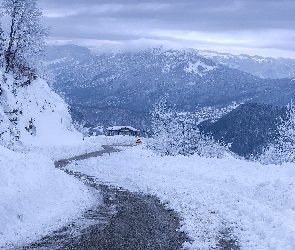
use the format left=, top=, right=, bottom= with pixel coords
left=185, top=60, right=217, bottom=76
left=195, top=49, right=295, bottom=79
left=42, top=57, right=67, bottom=66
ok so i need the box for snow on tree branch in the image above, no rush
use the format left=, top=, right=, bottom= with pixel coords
left=149, top=96, right=229, bottom=157
left=1, top=0, right=48, bottom=85
left=260, top=100, right=295, bottom=164
left=0, top=0, right=49, bottom=147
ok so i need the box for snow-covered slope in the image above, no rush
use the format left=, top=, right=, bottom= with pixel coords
left=0, top=70, right=101, bottom=248
left=0, top=71, right=83, bottom=147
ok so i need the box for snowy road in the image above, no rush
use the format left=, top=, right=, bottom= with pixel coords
left=22, top=145, right=188, bottom=250
left=54, top=145, right=122, bottom=169
left=20, top=144, right=241, bottom=249
left=64, top=142, right=295, bottom=249
left=4, top=135, right=295, bottom=249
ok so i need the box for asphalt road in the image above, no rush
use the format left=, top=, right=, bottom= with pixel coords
left=23, top=177, right=189, bottom=249
left=22, top=145, right=189, bottom=250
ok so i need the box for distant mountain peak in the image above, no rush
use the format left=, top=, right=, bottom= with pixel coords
left=194, top=49, right=295, bottom=79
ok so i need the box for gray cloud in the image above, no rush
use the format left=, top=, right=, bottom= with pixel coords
left=38, top=0, right=295, bottom=58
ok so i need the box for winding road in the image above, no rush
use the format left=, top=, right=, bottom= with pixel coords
left=22, top=145, right=189, bottom=250
left=21, top=145, right=239, bottom=250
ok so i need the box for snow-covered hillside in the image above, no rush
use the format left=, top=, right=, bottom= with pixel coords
left=0, top=71, right=103, bottom=248
left=0, top=70, right=83, bottom=147
left=0, top=1, right=103, bottom=246
left=44, top=45, right=295, bottom=133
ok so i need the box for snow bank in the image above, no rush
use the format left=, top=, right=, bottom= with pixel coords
left=0, top=135, right=137, bottom=248
left=67, top=140, right=295, bottom=249
left=29, top=136, right=103, bottom=161
left=0, top=145, right=99, bottom=248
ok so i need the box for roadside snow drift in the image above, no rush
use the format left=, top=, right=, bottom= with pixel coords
left=0, top=145, right=98, bottom=248
left=67, top=140, right=295, bottom=250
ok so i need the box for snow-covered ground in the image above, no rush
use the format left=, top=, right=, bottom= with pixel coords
left=2, top=124, right=295, bottom=249
left=0, top=136, right=117, bottom=249
left=0, top=134, right=136, bottom=249
left=0, top=143, right=101, bottom=249
left=0, top=74, right=104, bottom=248
left=63, top=136, right=295, bottom=250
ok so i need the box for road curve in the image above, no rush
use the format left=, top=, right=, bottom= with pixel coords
left=22, top=145, right=189, bottom=250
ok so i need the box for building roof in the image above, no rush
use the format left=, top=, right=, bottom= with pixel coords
left=106, top=126, right=140, bottom=132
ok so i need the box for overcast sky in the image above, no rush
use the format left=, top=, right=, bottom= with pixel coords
left=38, top=0, right=295, bottom=58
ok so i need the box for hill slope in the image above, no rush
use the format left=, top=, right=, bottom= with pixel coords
left=200, top=103, right=287, bottom=157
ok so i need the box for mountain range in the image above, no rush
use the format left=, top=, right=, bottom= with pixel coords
left=195, top=50, right=295, bottom=79
left=44, top=45, right=295, bottom=132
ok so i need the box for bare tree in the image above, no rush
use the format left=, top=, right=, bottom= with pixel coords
left=2, top=0, right=48, bottom=85
left=149, top=97, right=228, bottom=157
left=0, top=0, right=48, bottom=146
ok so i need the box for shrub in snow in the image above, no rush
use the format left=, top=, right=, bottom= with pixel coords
left=260, top=100, right=295, bottom=164
left=72, top=120, right=92, bottom=137
left=149, top=97, right=229, bottom=157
